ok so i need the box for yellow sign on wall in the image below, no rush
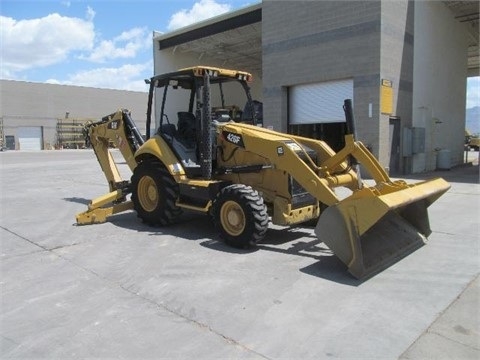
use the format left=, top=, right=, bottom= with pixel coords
left=380, top=79, right=393, bottom=115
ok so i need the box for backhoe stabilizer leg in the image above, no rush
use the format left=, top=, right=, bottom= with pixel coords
left=76, top=189, right=133, bottom=225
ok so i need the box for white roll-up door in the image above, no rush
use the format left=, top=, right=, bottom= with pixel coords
left=18, top=127, right=42, bottom=150
left=289, top=79, right=353, bottom=124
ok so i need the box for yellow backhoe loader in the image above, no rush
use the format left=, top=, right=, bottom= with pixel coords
left=76, top=66, right=450, bottom=279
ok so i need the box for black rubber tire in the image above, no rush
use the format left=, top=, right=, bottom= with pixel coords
left=131, top=160, right=182, bottom=226
left=212, top=184, right=268, bottom=248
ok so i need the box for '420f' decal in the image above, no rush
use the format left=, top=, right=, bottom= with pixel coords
left=222, top=130, right=245, bottom=148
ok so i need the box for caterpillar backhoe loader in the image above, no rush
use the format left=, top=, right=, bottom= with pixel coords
left=76, top=66, right=450, bottom=279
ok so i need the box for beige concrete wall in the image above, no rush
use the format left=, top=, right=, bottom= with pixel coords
left=262, top=0, right=384, bottom=162
left=1, top=80, right=148, bottom=149
left=380, top=0, right=414, bottom=174
left=412, top=1, right=469, bottom=171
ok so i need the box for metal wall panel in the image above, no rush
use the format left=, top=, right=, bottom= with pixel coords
left=18, top=127, right=42, bottom=150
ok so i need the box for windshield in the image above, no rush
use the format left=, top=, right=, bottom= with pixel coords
left=154, top=77, right=255, bottom=131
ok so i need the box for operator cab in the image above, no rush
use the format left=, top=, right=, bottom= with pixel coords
left=146, top=66, right=260, bottom=178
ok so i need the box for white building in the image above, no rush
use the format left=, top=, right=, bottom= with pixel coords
left=0, top=80, right=148, bottom=150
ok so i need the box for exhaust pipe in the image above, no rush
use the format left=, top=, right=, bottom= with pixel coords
left=343, top=99, right=363, bottom=189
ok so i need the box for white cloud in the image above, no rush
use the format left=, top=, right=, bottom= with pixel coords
left=83, top=27, right=151, bottom=63
left=0, top=12, right=95, bottom=77
left=85, top=6, right=96, bottom=22
left=466, top=76, right=480, bottom=109
left=46, top=62, right=153, bottom=92
left=167, top=0, right=231, bottom=31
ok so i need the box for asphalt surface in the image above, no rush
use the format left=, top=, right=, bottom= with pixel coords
left=1, top=149, right=479, bottom=359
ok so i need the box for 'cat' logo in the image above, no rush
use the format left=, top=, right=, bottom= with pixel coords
left=108, top=120, right=120, bottom=130
left=223, top=131, right=245, bottom=148
left=227, top=133, right=241, bottom=144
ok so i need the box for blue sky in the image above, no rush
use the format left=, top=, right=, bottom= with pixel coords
left=1, top=0, right=479, bottom=109
left=0, top=0, right=253, bottom=92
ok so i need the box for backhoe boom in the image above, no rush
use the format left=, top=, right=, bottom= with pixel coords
left=76, top=109, right=144, bottom=225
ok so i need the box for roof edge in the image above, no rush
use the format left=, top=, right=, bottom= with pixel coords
left=154, top=2, right=262, bottom=49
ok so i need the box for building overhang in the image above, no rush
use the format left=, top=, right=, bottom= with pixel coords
left=153, top=1, right=478, bottom=78
left=444, top=1, right=480, bottom=76
left=154, top=3, right=262, bottom=76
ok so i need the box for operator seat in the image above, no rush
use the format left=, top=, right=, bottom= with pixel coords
left=177, top=112, right=196, bottom=148
left=158, top=123, right=177, bottom=138
left=242, top=100, right=263, bottom=124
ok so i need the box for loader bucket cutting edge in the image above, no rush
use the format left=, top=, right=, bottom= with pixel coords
left=315, top=178, right=450, bottom=279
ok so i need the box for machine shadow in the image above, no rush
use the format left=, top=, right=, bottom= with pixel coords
left=63, top=197, right=91, bottom=205
left=107, top=210, right=217, bottom=241
left=259, top=228, right=361, bottom=286
left=95, top=210, right=361, bottom=285
left=299, top=258, right=360, bottom=286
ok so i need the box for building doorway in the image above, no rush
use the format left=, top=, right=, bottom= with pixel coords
left=389, top=117, right=401, bottom=175
left=5, top=135, right=15, bottom=150
left=288, top=122, right=346, bottom=152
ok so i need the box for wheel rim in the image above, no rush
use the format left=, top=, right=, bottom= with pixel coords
left=220, top=200, right=245, bottom=236
left=137, top=175, right=158, bottom=212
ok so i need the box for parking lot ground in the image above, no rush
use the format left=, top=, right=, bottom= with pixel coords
left=1, top=150, right=479, bottom=359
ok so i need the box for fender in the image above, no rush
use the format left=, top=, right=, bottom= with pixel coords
left=135, top=135, right=186, bottom=176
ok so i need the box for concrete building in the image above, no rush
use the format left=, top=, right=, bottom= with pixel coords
left=153, top=0, right=479, bottom=174
left=0, top=80, right=148, bottom=150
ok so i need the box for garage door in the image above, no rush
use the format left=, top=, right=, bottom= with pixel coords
left=289, top=79, right=353, bottom=124
left=18, top=127, right=42, bottom=150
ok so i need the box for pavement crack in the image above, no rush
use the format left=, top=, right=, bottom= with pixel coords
left=1, top=249, right=45, bottom=260
left=50, top=243, right=81, bottom=251
left=0, top=225, right=50, bottom=252
left=117, top=283, right=272, bottom=359
left=399, top=274, right=480, bottom=358
left=12, top=240, right=272, bottom=360
left=0, top=226, right=80, bottom=254
left=428, top=330, right=480, bottom=351
left=1, top=334, right=21, bottom=347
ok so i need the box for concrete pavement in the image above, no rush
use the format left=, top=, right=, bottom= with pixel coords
left=1, top=150, right=478, bottom=359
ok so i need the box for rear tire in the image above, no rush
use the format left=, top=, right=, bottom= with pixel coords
left=213, top=184, right=268, bottom=248
left=131, top=160, right=182, bottom=226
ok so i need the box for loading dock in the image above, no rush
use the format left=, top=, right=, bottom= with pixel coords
left=18, top=126, right=43, bottom=151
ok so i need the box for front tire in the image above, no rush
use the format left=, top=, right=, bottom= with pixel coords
left=131, top=160, right=182, bottom=226
left=212, top=184, right=268, bottom=248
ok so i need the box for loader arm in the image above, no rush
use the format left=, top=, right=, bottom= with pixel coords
left=76, top=109, right=145, bottom=224
left=220, top=122, right=356, bottom=206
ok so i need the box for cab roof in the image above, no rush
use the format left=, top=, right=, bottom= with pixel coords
left=149, top=66, right=253, bottom=88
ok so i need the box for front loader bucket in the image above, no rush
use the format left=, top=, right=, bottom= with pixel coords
left=315, top=178, right=450, bottom=279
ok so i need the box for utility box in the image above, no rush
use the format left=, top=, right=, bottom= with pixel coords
left=437, top=149, right=451, bottom=170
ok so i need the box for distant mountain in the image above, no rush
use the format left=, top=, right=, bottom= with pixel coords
left=466, top=106, right=480, bottom=135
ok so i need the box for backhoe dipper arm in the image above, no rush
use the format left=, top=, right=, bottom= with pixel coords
left=84, top=109, right=144, bottom=192
left=77, top=109, right=144, bottom=225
